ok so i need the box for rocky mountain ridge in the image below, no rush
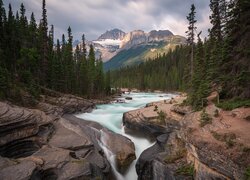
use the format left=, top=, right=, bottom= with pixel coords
left=97, top=28, right=126, bottom=40
left=76, top=28, right=186, bottom=64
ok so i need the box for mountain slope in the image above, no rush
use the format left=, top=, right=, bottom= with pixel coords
left=104, top=35, right=186, bottom=71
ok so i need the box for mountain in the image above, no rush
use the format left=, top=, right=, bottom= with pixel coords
left=120, top=30, right=174, bottom=49
left=91, top=29, right=125, bottom=62
left=104, top=30, right=186, bottom=71
left=97, top=28, right=126, bottom=40
left=74, top=29, right=186, bottom=67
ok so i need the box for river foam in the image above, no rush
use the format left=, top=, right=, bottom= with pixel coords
left=76, top=92, right=175, bottom=179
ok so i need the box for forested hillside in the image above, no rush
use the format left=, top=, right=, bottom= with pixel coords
left=0, top=0, right=110, bottom=103
left=110, top=45, right=190, bottom=91
left=111, top=0, right=250, bottom=109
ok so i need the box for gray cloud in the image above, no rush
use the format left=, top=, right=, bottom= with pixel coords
left=4, top=0, right=211, bottom=41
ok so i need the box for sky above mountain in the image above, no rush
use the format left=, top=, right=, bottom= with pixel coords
left=4, top=0, right=211, bottom=41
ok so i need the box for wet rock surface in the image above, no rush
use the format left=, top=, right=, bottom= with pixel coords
left=101, top=128, right=136, bottom=172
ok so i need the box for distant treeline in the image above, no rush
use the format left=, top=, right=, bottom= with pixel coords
left=0, top=0, right=111, bottom=101
left=111, top=0, right=250, bottom=109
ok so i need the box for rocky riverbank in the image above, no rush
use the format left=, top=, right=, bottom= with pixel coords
left=0, top=90, right=135, bottom=179
left=123, top=94, right=250, bottom=179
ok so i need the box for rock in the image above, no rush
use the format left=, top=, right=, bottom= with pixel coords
left=0, top=102, right=55, bottom=159
left=75, top=148, right=111, bottom=173
left=32, top=146, right=71, bottom=170
left=136, top=134, right=169, bottom=180
left=58, top=160, right=104, bottom=180
left=100, top=129, right=136, bottom=172
left=123, top=110, right=178, bottom=137
left=0, top=95, right=113, bottom=180
left=45, top=95, right=95, bottom=114
left=60, top=115, right=112, bottom=174
left=49, top=118, right=93, bottom=150
left=125, top=97, right=133, bottom=100
left=0, top=160, right=37, bottom=180
left=116, top=99, right=125, bottom=103
left=170, top=104, right=192, bottom=115
left=0, top=102, right=39, bottom=146
left=36, top=102, right=63, bottom=116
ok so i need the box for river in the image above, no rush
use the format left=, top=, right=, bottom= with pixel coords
left=76, top=92, right=174, bottom=180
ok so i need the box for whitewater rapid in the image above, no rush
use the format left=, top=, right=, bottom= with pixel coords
left=76, top=92, right=174, bottom=180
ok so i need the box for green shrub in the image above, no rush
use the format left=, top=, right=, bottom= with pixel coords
left=0, top=67, right=10, bottom=99
left=200, top=109, right=212, bottom=127
left=175, top=163, right=194, bottom=176
left=211, top=131, right=236, bottom=148
left=157, top=110, right=166, bottom=123
left=164, top=149, right=187, bottom=163
left=245, top=166, right=250, bottom=180
left=217, top=99, right=250, bottom=111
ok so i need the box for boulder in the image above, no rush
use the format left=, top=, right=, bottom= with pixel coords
left=49, top=118, right=93, bottom=150
left=136, top=134, right=169, bottom=180
left=123, top=110, right=177, bottom=137
left=0, top=102, right=55, bottom=159
left=100, top=129, right=136, bottom=172
left=0, top=160, right=37, bottom=180
left=125, top=97, right=133, bottom=100
left=0, top=102, right=39, bottom=146
left=45, top=95, right=95, bottom=114
left=32, top=146, right=71, bottom=170
left=0, top=97, right=113, bottom=180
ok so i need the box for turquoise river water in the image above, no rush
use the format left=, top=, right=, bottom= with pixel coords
left=76, top=92, right=175, bottom=180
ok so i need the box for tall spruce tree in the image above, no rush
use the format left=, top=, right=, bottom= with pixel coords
left=79, top=34, right=88, bottom=95
left=186, top=4, right=197, bottom=80
left=39, top=0, right=49, bottom=86
left=88, top=44, right=96, bottom=96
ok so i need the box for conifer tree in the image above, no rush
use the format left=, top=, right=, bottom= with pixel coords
left=29, top=13, right=37, bottom=46
left=79, top=34, right=88, bottom=95
left=88, top=44, right=96, bottom=96
left=39, top=0, right=49, bottom=86
left=105, top=70, right=111, bottom=95
left=186, top=4, right=197, bottom=79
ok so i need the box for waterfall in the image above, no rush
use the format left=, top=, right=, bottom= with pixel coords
left=76, top=92, right=175, bottom=179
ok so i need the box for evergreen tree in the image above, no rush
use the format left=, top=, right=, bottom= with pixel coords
left=39, top=0, right=49, bottom=86
left=79, top=34, right=88, bottom=95
left=186, top=4, right=197, bottom=79
left=29, top=13, right=37, bottom=46
left=94, top=56, right=105, bottom=95
left=220, top=0, right=250, bottom=98
left=105, top=70, right=111, bottom=95
left=0, top=0, right=5, bottom=66
left=87, top=44, right=96, bottom=96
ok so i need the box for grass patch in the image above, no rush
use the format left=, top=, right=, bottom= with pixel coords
left=164, top=149, right=187, bottom=163
left=175, top=163, right=195, bottom=176
left=71, top=160, right=85, bottom=164
left=245, top=166, right=250, bottom=180
left=211, top=131, right=236, bottom=148
left=200, top=109, right=212, bottom=127
left=217, top=99, right=250, bottom=111
left=242, top=146, right=250, bottom=153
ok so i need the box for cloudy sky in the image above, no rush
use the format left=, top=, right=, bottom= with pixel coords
left=4, top=0, right=211, bottom=41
